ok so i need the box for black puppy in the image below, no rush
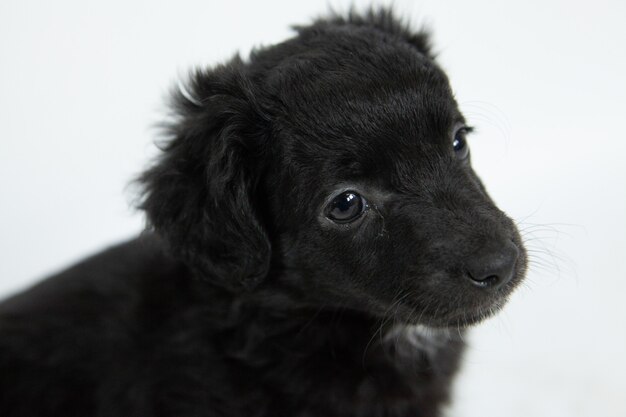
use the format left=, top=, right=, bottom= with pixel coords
left=0, top=9, right=526, bottom=417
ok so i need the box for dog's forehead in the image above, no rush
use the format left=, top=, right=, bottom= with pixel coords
left=261, top=35, right=461, bottom=183
left=267, top=35, right=456, bottom=128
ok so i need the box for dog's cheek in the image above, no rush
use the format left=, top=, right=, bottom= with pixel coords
left=324, top=217, right=419, bottom=306
left=278, top=217, right=390, bottom=305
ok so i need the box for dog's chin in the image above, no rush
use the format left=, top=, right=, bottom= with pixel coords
left=388, top=299, right=506, bottom=329
left=434, top=305, right=502, bottom=328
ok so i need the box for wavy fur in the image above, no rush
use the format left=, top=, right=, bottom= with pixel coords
left=0, top=8, right=526, bottom=417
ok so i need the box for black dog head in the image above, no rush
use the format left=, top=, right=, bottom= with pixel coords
left=139, top=9, right=527, bottom=328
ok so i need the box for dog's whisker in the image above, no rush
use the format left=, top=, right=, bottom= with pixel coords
left=378, top=290, right=411, bottom=350
left=460, top=101, right=512, bottom=143
left=295, top=304, right=326, bottom=338
left=362, top=289, right=407, bottom=366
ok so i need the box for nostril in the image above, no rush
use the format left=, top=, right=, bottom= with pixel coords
left=465, top=241, right=519, bottom=290
left=467, top=272, right=501, bottom=288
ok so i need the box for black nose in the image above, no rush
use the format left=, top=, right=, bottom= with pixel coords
left=465, top=241, right=519, bottom=289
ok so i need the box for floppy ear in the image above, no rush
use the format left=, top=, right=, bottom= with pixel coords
left=138, top=57, right=271, bottom=291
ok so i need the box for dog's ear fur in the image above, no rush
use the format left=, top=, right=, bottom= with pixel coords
left=138, top=57, right=271, bottom=291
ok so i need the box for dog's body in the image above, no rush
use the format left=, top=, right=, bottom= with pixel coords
left=0, top=236, right=464, bottom=416
left=0, top=9, right=526, bottom=417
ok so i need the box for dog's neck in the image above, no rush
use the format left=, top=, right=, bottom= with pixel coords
left=208, top=290, right=465, bottom=415
left=221, top=286, right=465, bottom=368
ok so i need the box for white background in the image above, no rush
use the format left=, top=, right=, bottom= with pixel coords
left=1, top=1, right=625, bottom=416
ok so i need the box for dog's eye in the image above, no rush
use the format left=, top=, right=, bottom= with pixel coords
left=452, top=126, right=471, bottom=160
left=326, top=191, right=367, bottom=223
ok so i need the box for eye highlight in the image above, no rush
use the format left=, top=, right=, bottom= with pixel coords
left=326, top=191, right=367, bottom=223
left=452, top=126, right=472, bottom=160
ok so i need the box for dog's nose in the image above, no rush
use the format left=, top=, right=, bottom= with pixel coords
left=465, top=241, right=519, bottom=289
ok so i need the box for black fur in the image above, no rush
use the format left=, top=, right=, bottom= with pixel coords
left=0, top=8, right=527, bottom=417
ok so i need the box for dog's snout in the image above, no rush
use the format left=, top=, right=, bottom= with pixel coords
left=465, top=241, right=519, bottom=289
